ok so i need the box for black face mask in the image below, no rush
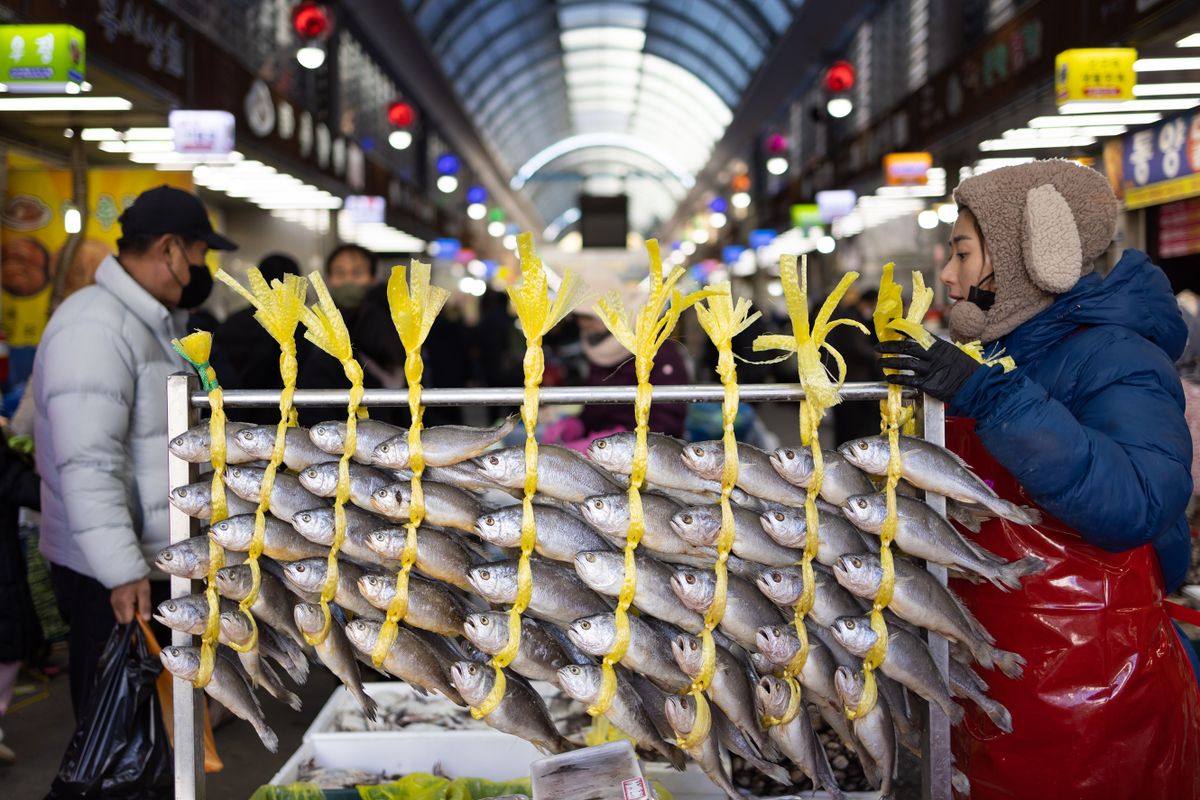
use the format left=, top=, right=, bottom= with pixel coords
left=967, top=272, right=995, bottom=312
left=177, top=263, right=214, bottom=310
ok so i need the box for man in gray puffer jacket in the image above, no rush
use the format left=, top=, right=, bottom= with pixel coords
left=33, top=186, right=236, bottom=717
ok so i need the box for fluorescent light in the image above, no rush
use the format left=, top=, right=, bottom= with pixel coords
left=467, top=202, right=486, bottom=220
left=1003, top=125, right=1127, bottom=138
left=1133, top=57, right=1200, bottom=72
left=1029, top=113, right=1161, bottom=127
left=917, top=209, right=939, bottom=229
left=980, top=136, right=1095, bottom=151
left=1133, top=82, right=1200, bottom=96
left=1178, top=34, right=1200, bottom=48
left=973, top=157, right=1036, bottom=174
left=297, top=45, right=326, bottom=70
left=731, top=191, right=750, bottom=209
left=766, top=156, right=788, bottom=175
left=98, top=140, right=176, bottom=153
left=0, top=96, right=131, bottom=112
left=388, top=130, right=412, bottom=150
left=827, top=97, right=854, bottom=118
left=1058, top=98, right=1198, bottom=113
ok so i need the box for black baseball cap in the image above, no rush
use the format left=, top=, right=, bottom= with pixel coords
left=118, top=185, right=238, bottom=251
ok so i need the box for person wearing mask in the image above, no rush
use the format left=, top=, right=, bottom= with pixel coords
left=32, top=185, right=235, bottom=718
left=878, top=160, right=1199, bottom=798
left=297, top=244, right=403, bottom=425
left=212, top=253, right=308, bottom=425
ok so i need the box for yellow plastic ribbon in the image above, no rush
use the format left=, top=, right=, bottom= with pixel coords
left=170, top=332, right=226, bottom=688
left=752, top=256, right=866, bottom=726
left=215, top=269, right=307, bottom=652
left=589, top=240, right=717, bottom=717
left=674, top=285, right=757, bottom=748
left=296, top=272, right=365, bottom=645
left=845, top=263, right=934, bottom=720
left=473, top=233, right=587, bottom=719
left=373, top=261, right=448, bottom=666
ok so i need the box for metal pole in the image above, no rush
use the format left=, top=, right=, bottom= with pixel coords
left=192, top=381, right=914, bottom=409
left=167, top=373, right=204, bottom=800
left=920, top=395, right=953, bottom=800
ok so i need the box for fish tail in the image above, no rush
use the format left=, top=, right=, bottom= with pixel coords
left=953, top=767, right=972, bottom=796
left=976, top=695, right=1014, bottom=733
left=356, top=686, right=379, bottom=721
left=991, top=647, right=1026, bottom=680
left=995, top=499, right=1042, bottom=526
left=812, top=732, right=847, bottom=800
left=998, top=555, right=1047, bottom=590
left=941, top=696, right=965, bottom=724
left=664, top=743, right=688, bottom=771
left=255, top=721, right=280, bottom=753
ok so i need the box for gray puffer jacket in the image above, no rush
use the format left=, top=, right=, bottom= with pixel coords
left=34, top=256, right=186, bottom=588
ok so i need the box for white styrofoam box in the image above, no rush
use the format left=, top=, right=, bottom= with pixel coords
left=305, top=682, right=475, bottom=739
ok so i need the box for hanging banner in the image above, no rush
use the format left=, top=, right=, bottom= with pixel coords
left=0, top=24, right=85, bottom=91
left=169, top=110, right=236, bottom=155
left=1158, top=198, right=1200, bottom=259
left=1112, top=110, right=1200, bottom=209
left=1055, top=48, right=1137, bottom=106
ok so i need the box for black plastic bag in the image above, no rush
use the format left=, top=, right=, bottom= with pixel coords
left=47, top=622, right=173, bottom=799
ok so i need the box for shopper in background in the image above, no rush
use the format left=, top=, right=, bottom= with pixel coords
left=878, top=159, right=1199, bottom=798
left=32, top=185, right=236, bottom=719
left=213, top=253, right=309, bottom=425
left=297, top=243, right=403, bottom=425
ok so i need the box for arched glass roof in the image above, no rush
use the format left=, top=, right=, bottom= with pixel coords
left=402, top=0, right=804, bottom=234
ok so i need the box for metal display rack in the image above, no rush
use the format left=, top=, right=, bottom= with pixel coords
left=166, top=374, right=952, bottom=800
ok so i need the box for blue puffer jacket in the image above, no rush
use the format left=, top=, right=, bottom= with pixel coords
left=949, top=249, right=1193, bottom=592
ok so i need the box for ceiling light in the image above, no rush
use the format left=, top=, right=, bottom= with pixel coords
left=731, top=191, right=751, bottom=209
left=1028, top=113, right=1162, bottom=127
left=0, top=96, right=132, bottom=112
left=816, top=236, right=835, bottom=254
left=766, top=156, right=788, bottom=175
left=296, top=44, right=326, bottom=69
left=979, top=136, right=1095, bottom=151
left=937, top=204, right=958, bottom=224
left=680, top=241, right=696, bottom=256
left=488, top=220, right=505, bottom=237
left=388, top=130, right=413, bottom=150
left=64, top=206, right=81, bottom=234
left=1133, top=57, right=1200, bottom=72
left=98, top=140, right=177, bottom=153
left=437, top=175, right=458, bottom=193
left=1058, top=98, right=1199, bottom=113
left=826, top=97, right=854, bottom=118
left=917, top=209, right=940, bottom=229
left=1178, top=34, right=1200, bottom=48
left=1133, top=82, right=1200, bottom=96
left=467, top=202, right=486, bottom=220
left=709, top=211, right=727, bottom=228
left=1003, top=125, right=1126, bottom=138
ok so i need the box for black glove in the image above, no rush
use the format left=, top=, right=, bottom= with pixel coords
left=876, top=337, right=982, bottom=403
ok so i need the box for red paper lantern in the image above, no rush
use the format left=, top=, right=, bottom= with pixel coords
left=292, top=2, right=329, bottom=39
left=388, top=101, right=415, bottom=128
left=824, top=60, right=856, bottom=93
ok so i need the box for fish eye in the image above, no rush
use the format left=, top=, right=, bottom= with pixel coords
left=593, top=500, right=604, bottom=509
left=568, top=666, right=580, bottom=674
left=851, top=557, right=862, bottom=568
left=178, top=488, right=188, bottom=497
left=692, top=447, right=703, bottom=456
left=380, top=445, right=389, bottom=452
left=685, top=574, right=695, bottom=585
left=845, top=620, right=856, bottom=629
left=771, top=572, right=782, bottom=583
left=584, top=553, right=595, bottom=562
left=689, top=640, right=698, bottom=651
left=596, top=441, right=606, bottom=449
left=299, top=513, right=311, bottom=523
left=479, top=570, right=490, bottom=580
left=166, top=602, right=176, bottom=611
left=857, top=441, right=868, bottom=450
left=468, top=665, right=477, bottom=675
left=485, top=516, right=495, bottom=526
left=773, top=512, right=784, bottom=522
left=480, top=617, right=489, bottom=626
left=580, top=620, right=591, bottom=630
left=682, top=515, right=693, bottom=525
left=162, top=552, right=173, bottom=560
left=784, top=450, right=795, bottom=460
left=856, top=499, right=867, bottom=509
left=296, top=564, right=306, bottom=573
left=488, top=456, right=499, bottom=465
left=376, top=488, right=387, bottom=497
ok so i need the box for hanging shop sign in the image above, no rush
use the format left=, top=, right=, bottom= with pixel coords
left=1110, top=110, right=1200, bottom=210
left=1055, top=48, right=1137, bottom=106
left=169, top=110, right=235, bottom=155
left=344, top=195, right=386, bottom=225
left=0, top=24, right=85, bottom=91
left=816, top=189, right=857, bottom=221
left=883, top=152, right=932, bottom=186
left=790, top=204, right=822, bottom=231
left=1158, top=197, right=1200, bottom=259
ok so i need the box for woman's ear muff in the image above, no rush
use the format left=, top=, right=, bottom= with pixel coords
left=1022, top=183, right=1082, bottom=293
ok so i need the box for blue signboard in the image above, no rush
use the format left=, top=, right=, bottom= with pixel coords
left=1119, top=110, right=1200, bottom=209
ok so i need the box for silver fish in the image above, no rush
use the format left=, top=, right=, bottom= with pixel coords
left=208, top=513, right=328, bottom=561
left=292, top=506, right=398, bottom=569
left=474, top=504, right=611, bottom=563
left=663, top=694, right=741, bottom=800
left=566, top=613, right=690, bottom=693
left=152, top=593, right=237, bottom=635
left=280, top=558, right=382, bottom=622
left=587, top=432, right=725, bottom=498
left=573, top=549, right=704, bottom=633
left=671, top=632, right=773, bottom=758
left=557, top=664, right=687, bottom=770
left=831, top=614, right=963, bottom=723
left=580, top=492, right=716, bottom=564
left=169, top=481, right=258, bottom=520
left=213, top=564, right=308, bottom=648
left=293, top=602, right=378, bottom=719
left=839, top=436, right=1042, bottom=525
left=424, top=461, right=517, bottom=497
left=235, top=425, right=331, bottom=470
left=755, top=676, right=845, bottom=799
left=832, top=553, right=1025, bottom=678
left=769, top=446, right=875, bottom=507
left=843, top=493, right=1044, bottom=590
left=354, top=571, right=466, bottom=637
left=169, top=421, right=257, bottom=464
left=758, top=506, right=876, bottom=566
left=218, top=609, right=302, bottom=711
left=475, top=444, right=620, bottom=503
left=670, top=504, right=799, bottom=566
left=343, top=618, right=463, bottom=704
left=467, top=559, right=610, bottom=626
left=161, top=645, right=278, bottom=751
left=364, top=526, right=476, bottom=591
left=223, top=467, right=327, bottom=523
left=449, top=661, right=573, bottom=754
left=669, top=567, right=785, bottom=650
left=371, top=480, right=482, bottom=532
left=755, top=565, right=867, bottom=627
left=834, top=666, right=896, bottom=799
left=463, top=612, right=574, bottom=685
left=949, top=659, right=1012, bottom=733
left=372, top=417, right=517, bottom=469
left=309, top=419, right=405, bottom=464
left=681, top=439, right=809, bottom=506
left=299, top=461, right=400, bottom=512
left=155, top=536, right=245, bottom=579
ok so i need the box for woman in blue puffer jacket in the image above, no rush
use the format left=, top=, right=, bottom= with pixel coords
left=879, top=159, right=1200, bottom=799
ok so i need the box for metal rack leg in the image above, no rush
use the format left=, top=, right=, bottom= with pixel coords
left=167, top=373, right=204, bottom=800
left=920, top=395, right=953, bottom=800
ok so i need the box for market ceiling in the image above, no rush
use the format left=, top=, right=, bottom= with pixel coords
left=397, top=0, right=804, bottom=236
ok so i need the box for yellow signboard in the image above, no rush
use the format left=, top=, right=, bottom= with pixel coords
left=883, top=152, right=932, bottom=186
left=1055, top=48, right=1137, bottom=106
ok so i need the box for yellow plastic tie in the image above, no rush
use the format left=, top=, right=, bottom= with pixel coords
left=294, top=272, right=364, bottom=645
left=673, top=286, right=753, bottom=749
left=215, top=269, right=307, bottom=652
left=170, top=331, right=226, bottom=688
left=472, top=234, right=587, bottom=719
left=588, top=240, right=717, bottom=717
left=373, top=261, right=448, bottom=666
left=752, top=256, right=865, bottom=725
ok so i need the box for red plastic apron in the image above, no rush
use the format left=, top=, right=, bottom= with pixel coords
left=945, top=417, right=1200, bottom=800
